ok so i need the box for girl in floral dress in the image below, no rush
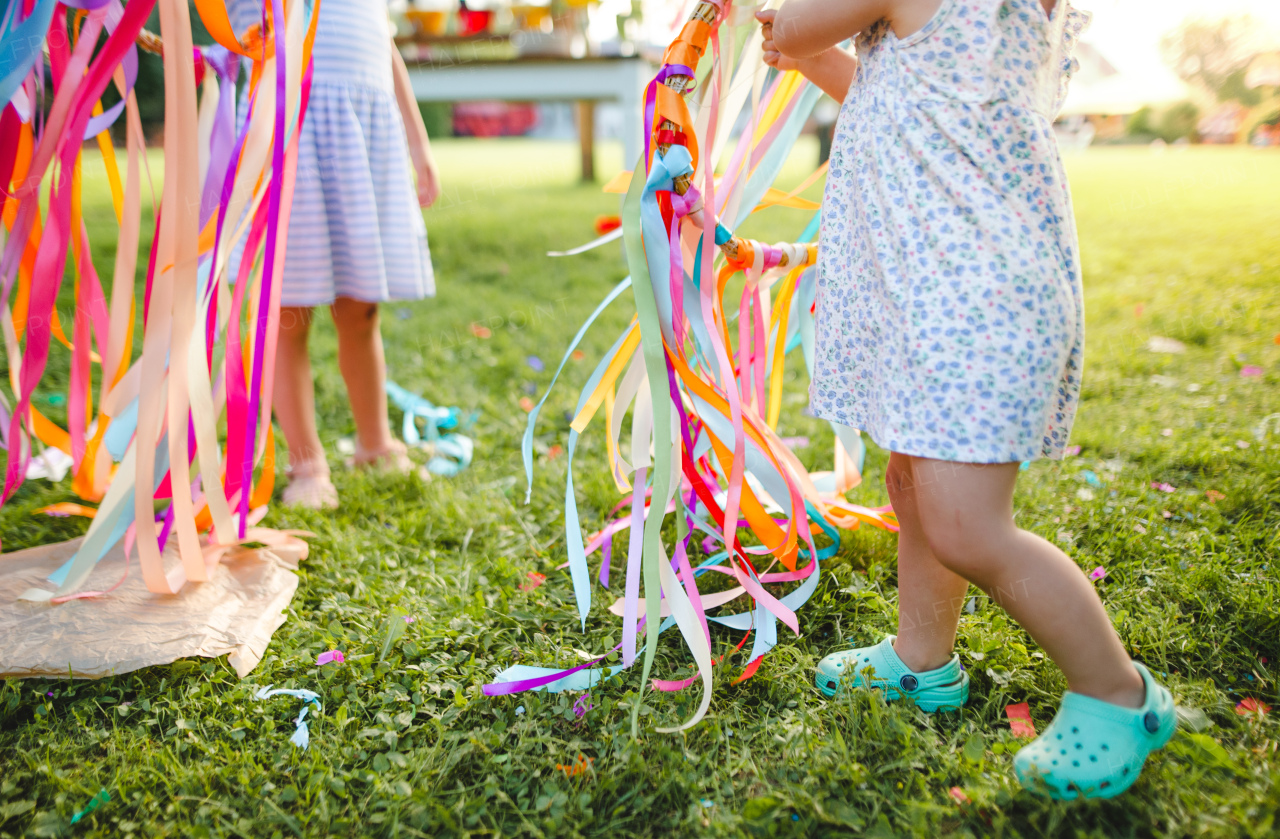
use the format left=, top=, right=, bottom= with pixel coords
left=757, top=0, right=1176, bottom=799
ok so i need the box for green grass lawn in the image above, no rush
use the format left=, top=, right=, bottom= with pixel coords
left=1, top=142, right=1278, bottom=838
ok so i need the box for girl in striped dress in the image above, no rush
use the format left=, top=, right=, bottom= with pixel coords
left=230, top=0, right=439, bottom=508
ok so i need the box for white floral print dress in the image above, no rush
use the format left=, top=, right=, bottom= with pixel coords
left=810, top=0, right=1089, bottom=463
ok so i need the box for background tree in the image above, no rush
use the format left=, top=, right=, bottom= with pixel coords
left=1160, top=15, right=1263, bottom=103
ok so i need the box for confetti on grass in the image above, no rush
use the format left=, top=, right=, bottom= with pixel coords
left=1151, top=482, right=1176, bottom=493
left=1241, top=365, right=1264, bottom=377
left=316, top=650, right=345, bottom=666
left=469, top=322, right=492, bottom=339
left=556, top=755, right=594, bottom=778
left=1005, top=703, right=1037, bottom=738
left=949, top=787, right=970, bottom=805
left=1064, top=445, right=1081, bottom=456
left=1088, top=566, right=1108, bottom=581
left=70, top=789, right=110, bottom=824
left=1236, top=698, right=1271, bottom=716
left=519, top=397, right=535, bottom=412
left=527, top=355, right=545, bottom=372
left=519, top=572, right=547, bottom=592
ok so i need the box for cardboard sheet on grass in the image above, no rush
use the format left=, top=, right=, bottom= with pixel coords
left=1, top=534, right=310, bottom=679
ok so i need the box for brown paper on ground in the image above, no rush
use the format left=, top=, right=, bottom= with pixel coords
left=0, top=536, right=306, bottom=679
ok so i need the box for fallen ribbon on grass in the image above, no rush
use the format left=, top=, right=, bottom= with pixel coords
left=385, top=381, right=475, bottom=477
left=70, top=789, right=111, bottom=824
left=254, top=686, right=321, bottom=749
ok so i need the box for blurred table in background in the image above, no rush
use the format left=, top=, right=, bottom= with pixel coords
left=404, top=56, right=652, bottom=181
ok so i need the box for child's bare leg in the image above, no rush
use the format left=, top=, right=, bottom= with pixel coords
left=910, top=457, right=1145, bottom=708
left=273, top=306, right=327, bottom=470
left=331, top=297, right=395, bottom=455
left=885, top=452, right=969, bottom=673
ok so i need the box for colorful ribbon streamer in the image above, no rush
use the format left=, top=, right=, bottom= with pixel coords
left=4, top=0, right=322, bottom=603
left=491, top=0, right=898, bottom=732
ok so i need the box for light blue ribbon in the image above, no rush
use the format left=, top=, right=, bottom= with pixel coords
left=385, top=380, right=474, bottom=476
left=0, top=0, right=57, bottom=108
left=255, top=686, right=321, bottom=750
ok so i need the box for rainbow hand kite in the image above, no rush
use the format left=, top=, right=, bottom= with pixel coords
left=486, top=0, right=897, bottom=732
left=1, top=0, right=319, bottom=601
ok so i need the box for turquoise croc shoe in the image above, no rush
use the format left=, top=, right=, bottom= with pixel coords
left=1014, top=663, right=1176, bottom=800
left=815, top=636, right=969, bottom=712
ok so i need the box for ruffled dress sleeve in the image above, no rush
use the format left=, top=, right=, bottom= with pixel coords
left=1044, top=0, right=1091, bottom=117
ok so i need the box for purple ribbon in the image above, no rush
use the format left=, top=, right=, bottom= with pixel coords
left=198, top=45, right=239, bottom=228
left=482, top=618, right=645, bottom=696
left=81, top=1, right=138, bottom=140
left=598, top=530, right=612, bottom=587
left=239, top=0, right=289, bottom=535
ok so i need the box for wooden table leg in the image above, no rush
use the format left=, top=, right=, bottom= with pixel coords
left=577, top=99, right=595, bottom=182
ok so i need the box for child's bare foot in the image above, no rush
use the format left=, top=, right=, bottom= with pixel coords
left=282, top=460, right=339, bottom=510
left=351, top=439, right=431, bottom=481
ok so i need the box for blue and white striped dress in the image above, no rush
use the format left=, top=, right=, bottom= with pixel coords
left=228, top=0, right=434, bottom=306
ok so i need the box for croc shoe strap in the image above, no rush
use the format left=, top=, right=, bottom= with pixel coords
left=816, top=636, right=969, bottom=711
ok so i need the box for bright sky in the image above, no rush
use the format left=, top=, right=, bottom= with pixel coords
left=1062, top=0, right=1280, bottom=110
